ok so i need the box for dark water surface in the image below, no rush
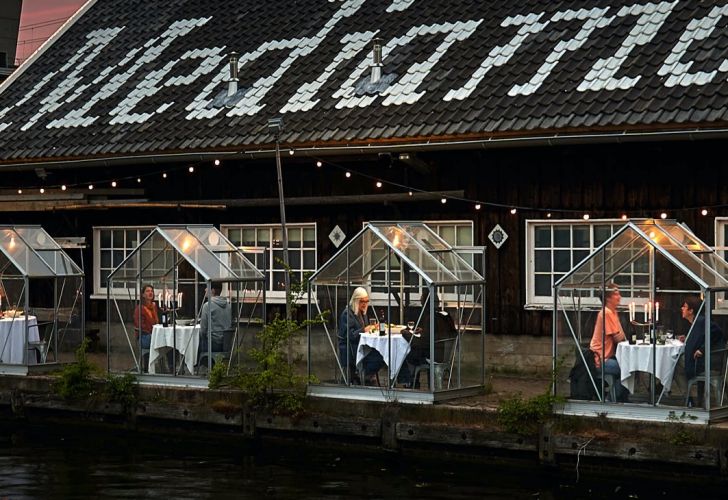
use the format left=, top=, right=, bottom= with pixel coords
left=0, top=421, right=724, bottom=499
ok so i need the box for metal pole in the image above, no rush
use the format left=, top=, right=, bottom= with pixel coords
left=273, top=130, right=291, bottom=320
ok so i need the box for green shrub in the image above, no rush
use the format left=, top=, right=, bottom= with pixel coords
left=498, top=392, right=560, bottom=435
left=54, top=338, right=97, bottom=400
left=105, top=373, right=139, bottom=413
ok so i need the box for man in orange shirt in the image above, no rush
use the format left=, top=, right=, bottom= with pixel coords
left=590, top=284, right=629, bottom=402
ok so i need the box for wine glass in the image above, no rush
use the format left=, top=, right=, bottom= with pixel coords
left=369, top=318, right=377, bottom=333
left=666, top=329, right=674, bottom=342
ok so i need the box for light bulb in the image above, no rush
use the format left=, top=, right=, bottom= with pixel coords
left=162, top=172, right=167, bottom=179
left=61, top=185, right=67, bottom=191
left=583, top=214, right=589, bottom=220
left=137, top=178, right=142, bottom=183
left=345, top=172, right=351, bottom=178
left=213, top=159, right=220, bottom=166
left=376, top=181, right=382, bottom=188
left=441, top=198, right=447, bottom=204
left=660, top=212, right=667, bottom=219
left=188, top=166, right=194, bottom=173
left=39, top=188, right=45, bottom=194
left=289, top=149, right=294, bottom=156
left=316, top=161, right=322, bottom=168
left=701, top=209, right=708, bottom=216
left=621, top=214, right=628, bottom=220
left=408, top=191, right=413, bottom=196
left=475, top=204, right=481, bottom=210
left=510, top=208, right=517, bottom=214
left=111, top=181, right=117, bottom=187
left=546, top=213, right=552, bottom=218
left=88, top=184, right=94, bottom=190
left=17, top=189, right=22, bottom=194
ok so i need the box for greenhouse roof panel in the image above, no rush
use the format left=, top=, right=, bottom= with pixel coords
left=0, top=226, right=83, bottom=277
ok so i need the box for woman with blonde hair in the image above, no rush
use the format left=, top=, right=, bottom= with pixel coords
left=338, top=287, right=384, bottom=385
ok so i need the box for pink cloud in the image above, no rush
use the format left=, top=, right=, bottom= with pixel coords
left=16, top=0, right=86, bottom=62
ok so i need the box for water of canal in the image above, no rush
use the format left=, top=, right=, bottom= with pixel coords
left=0, top=421, right=723, bottom=499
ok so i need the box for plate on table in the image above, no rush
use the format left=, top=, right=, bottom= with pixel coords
left=175, top=318, right=194, bottom=326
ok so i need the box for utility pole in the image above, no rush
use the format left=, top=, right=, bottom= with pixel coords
left=268, top=117, right=291, bottom=320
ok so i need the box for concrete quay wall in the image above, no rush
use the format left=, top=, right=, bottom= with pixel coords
left=1, top=375, right=728, bottom=483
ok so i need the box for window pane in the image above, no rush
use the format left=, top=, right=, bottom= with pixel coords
left=456, top=226, right=473, bottom=246
left=288, top=228, right=301, bottom=247
left=594, top=225, right=612, bottom=246
left=127, top=230, right=138, bottom=247
left=112, top=250, right=124, bottom=267
left=303, top=227, right=315, bottom=247
left=303, top=251, right=315, bottom=269
left=534, top=250, right=551, bottom=272
left=272, top=272, right=286, bottom=290
left=100, top=250, right=111, bottom=269
left=112, top=230, right=124, bottom=247
left=272, top=250, right=285, bottom=269
left=554, top=250, right=571, bottom=272
left=534, top=227, right=551, bottom=248
left=573, top=250, right=589, bottom=266
left=257, top=229, right=269, bottom=244
left=272, top=228, right=283, bottom=247
left=572, top=227, right=589, bottom=248
left=439, top=226, right=455, bottom=244
left=535, top=275, right=551, bottom=296
left=100, top=230, right=111, bottom=248
left=288, top=250, right=301, bottom=269
left=239, top=229, right=253, bottom=246
left=554, top=227, right=570, bottom=247
left=633, top=256, right=649, bottom=273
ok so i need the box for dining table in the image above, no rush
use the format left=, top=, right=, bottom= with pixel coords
left=356, top=327, right=411, bottom=382
left=149, top=323, right=200, bottom=374
left=615, top=340, right=684, bottom=398
left=0, top=315, right=41, bottom=364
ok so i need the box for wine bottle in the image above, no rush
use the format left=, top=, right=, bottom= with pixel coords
left=161, top=309, right=168, bottom=328
left=379, top=310, right=386, bottom=336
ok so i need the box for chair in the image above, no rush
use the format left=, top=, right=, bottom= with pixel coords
left=411, top=337, right=457, bottom=390
left=684, top=343, right=728, bottom=407
left=198, top=328, right=235, bottom=374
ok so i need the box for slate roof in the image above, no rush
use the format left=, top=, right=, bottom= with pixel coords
left=1, top=0, right=728, bottom=165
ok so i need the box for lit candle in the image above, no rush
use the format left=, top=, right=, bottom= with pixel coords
left=157, top=292, right=162, bottom=308
left=648, top=301, right=652, bottom=322
left=644, top=303, right=648, bottom=322
left=655, top=302, right=659, bottom=323
left=177, top=292, right=182, bottom=309
left=629, top=302, right=634, bottom=322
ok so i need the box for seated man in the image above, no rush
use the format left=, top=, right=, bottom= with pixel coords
left=589, top=284, right=629, bottom=402
left=198, top=282, right=231, bottom=366
left=401, top=292, right=457, bottom=389
left=681, top=296, right=724, bottom=407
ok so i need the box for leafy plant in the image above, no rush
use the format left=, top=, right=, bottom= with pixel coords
left=54, top=338, right=97, bottom=400
left=232, top=267, right=325, bottom=414
left=105, top=373, right=139, bottom=413
left=666, top=411, right=699, bottom=445
left=498, top=392, right=560, bottom=435
left=208, top=356, right=227, bottom=389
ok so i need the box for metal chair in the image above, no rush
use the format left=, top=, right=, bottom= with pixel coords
left=411, top=337, right=457, bottom=390
left=684, top=344, right=728, bottom=407
left=198, top=328, right=235, bottom=375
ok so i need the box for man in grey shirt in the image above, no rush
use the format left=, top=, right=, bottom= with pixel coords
left=199, top=281, right=231, bottom=357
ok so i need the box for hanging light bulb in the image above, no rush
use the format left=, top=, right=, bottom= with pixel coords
left=345, top=172, right=351, bottom=178
left=408, top=191, right=413, bottom=196
left=188, top=166, right=194, bottom=173
left=546, top=213, right=552, bottom=218
left=316, top=161, right=322, bottom=168
left=475, top=204, right=481, bottom=210
left=288, top=149, right=294, bottom=156
left=376, top=181, right=382, bottom=188
left=17, top=189, right=22, bottom=194
left=660, top=212, right=667, bottom=219
left=441, top=197, right=447, bottom=204
left=162, top=172, right=167, bottom=179
left=88, top=184, right=94, bottom=190
left=137, top=177, right=142, bottom=183
left=39, top=188, right=45, bottom=194
left=111, top=181, right=117, bottom=187
left=61, top=185, right=67, bottom=191
left=583, top=214, right=589, bottom=220
left=510, top=208, right=517, bottom=214
left=213, top=159, right=221, bottom=166
left=621, top=214, right=628, bottom=220
left=701, top=208, right=708, bottom=216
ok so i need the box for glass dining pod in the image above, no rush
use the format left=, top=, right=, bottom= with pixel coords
left=554, top=219, right=728, bottom=423
left=307, top=222, right=486, bottom=403
left=0, top=226, right=85, bottom=375
left=105, top=225, right=265, bottom=386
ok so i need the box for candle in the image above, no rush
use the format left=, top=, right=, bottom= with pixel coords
left=157, top=292, right=162, bottom=308
left=655, top=302, right=659, bottom=323
left=629, top=302, right=634, bottom=322
left=643, top=303, right=648, bottom=322
left=648, top=301, right=652, bottom=322
left=177, top=292, right=182, bottom=309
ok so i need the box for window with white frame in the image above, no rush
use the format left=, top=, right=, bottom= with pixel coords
left=93, top=226, right=156, bottom=297
left=222, top=223, right=317, bottom=299
left=366, top=220, right=474, bottom=300
left=713, top=218, right=728, bottom=311
left=525, top=220, right=648, bottom=307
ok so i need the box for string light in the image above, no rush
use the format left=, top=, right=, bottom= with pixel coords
left=660, top=212, right=667, bottom=219
left=111, top=181, right=117, bottom=187
left=187, top=166, right=194, bottom=173
left=376, top=181, right=382, bottom=188
left=546, top=213, right=552, bottom=218
left=213, top=159, right=220, bottom=166
left=583, top=214, right=590, bottom=220
left=510, top=208, right=517, bottom=214
left=345, top=172, right=351, bottom=178
left=39, top=188, right=45, bottom=194
left=162, top=172, right=167, bottom=179
left=475, top=203, right=481, bottom=210
left=137, top=177, right=142, bottom=183
left=621, top=214, right=628, bottom=220
left=408, top=191, right=413, bottom=196
left=441, top=198, right=447, bottom=204
left=17, top=189, right=22, bottom=194
left=316, top=161, right=322, bottom=168
left=702, top=209, right=708, bottom=216
left=288, top=149, right=294, bottom=156
left=61, top=185, right=67, bottom=191
left=88, top=184, right=94, bottom=190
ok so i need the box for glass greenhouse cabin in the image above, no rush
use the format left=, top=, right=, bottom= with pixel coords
left=307, top=222, right=486, bottom=404
left=106, top=225, right=265, bottom=387
left=0, top=226, right=84, bottom=375
left=554, top=219, right=728, bottom=423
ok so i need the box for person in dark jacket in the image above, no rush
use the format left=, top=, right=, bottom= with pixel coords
left=681, top=296, right=724, bottom=407
left=337, top=287, right=384, bottom=385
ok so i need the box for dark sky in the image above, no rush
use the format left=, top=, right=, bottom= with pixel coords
left=16, top=0, right=85, bottom=63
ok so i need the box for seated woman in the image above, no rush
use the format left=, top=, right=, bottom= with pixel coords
left=133, top=284, right=159, bottom=351
left=338, top=287, right=384, bottom=385
left=590, top=284, right=629, bottom=402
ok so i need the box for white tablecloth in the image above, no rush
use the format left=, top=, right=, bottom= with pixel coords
left=149, top=324, right=199, bottom=374
left=616, top=340, right=684, bottom=393
left=356, top=332, right=411, bottom=381
left=0, top=316, right=40, bottom=364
